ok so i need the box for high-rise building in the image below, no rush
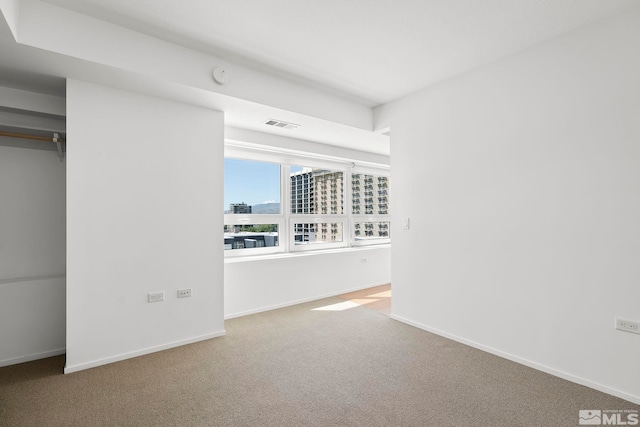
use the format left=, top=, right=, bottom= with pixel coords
left=290, top=170, right=389, bottom=242
left=229, top=202, right=252, bottom=214
left=290, top=168, right=344, bottom=243
left=352, top=174, right=390, bottom=239
left=290, top=168, right=315, bottom=243
left=291, top=168, right=344, bottom=243
left=312, top=169, right=344, bottom=242
left=290, top=169, right=314, bottom=214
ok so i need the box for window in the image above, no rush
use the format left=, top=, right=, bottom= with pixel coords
left=289, top=165, right=347, bottom=251
left=224, top=158, right=281, bottom=215
left=290, top=167, right=344, bottom=215
left=293, top=223, right=344, bottom=245
left=224, top=158, right=283, bottom=256
left=224, top=155, right=389, bottom=256
left=353, top=221, right=390, bottom=240
left=224, top=224, right=279, bottom=250
left=351, top=173, right=391, bottom=246
left=352, top=173, right=389, bottom=215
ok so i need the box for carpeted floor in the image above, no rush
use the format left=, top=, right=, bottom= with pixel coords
left=0, top=295, right=638, bottom=426
left=337, top=283, right=391, bottom=316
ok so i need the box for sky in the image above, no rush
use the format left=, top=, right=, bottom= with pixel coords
left=224, top=158, right=302, bottom=209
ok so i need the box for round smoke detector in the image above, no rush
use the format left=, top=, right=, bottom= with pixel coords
left=212, top=67, right=228, bottom=85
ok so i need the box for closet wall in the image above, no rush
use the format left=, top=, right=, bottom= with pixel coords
left=0, top=142, right=66, bottom=366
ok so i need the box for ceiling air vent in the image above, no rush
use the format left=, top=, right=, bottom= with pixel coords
left=264, top=119, right=300, bottom=130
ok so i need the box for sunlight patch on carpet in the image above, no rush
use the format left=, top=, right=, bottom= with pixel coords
left=312, top=299, right=380, bottom=311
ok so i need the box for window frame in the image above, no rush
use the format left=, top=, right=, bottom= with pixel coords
left=224, top=145, right=390, bottom=258
left=223, top=214, right=286, bottom=257
left=351, top=172, right=391, bottom=246
left=289, top=216, right=349, bottom=252
left=223, top=159, right=286, bottom=257
left=287, top=164, right=349, bottom=252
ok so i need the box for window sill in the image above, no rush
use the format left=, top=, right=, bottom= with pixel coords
left=224, top=243, right=391, bottom=264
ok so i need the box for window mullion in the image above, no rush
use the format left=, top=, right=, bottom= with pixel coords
left=282, top=164, right=291, bottom=253
left=345, top=167, right=353, bottom=247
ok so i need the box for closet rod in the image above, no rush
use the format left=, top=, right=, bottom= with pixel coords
left=0, top=130, right=64, bottom=143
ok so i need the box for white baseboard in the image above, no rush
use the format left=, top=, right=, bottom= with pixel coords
left=390, top=314, right=640, bottom=405
left=0, top=348, right=66, bottom=368
left=64, top=330, right=226, bottom=374
left=224, top=281, right=390, bottom=320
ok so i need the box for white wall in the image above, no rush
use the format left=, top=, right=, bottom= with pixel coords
left=0, top=145, right=66, bottom=366
left=66, top=80, right=225, bottom=373
left=225, top=246, right=391, bottom=318
left=225, top=127, right=390, bottom=168
left=0, top=86, right=65, bottom=116
left=375, top=9, right=640, bottom=403
left=223, top=126, right=391, bottom=319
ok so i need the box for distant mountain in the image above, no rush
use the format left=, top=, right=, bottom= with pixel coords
left=251, top=202, right=281, bottom=214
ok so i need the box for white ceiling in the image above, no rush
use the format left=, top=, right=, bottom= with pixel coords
left=1, top=0, right=638, bottom=156
left=42, top=0, right=638, bottom=106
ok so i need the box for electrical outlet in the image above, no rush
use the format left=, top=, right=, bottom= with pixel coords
left=177, top=288, right=192, bottom=298
left=616, top=318, right=640, bottom=334
left=361, top=258, right=367, bottom=264
left=148, top=291, right=164, bottom=303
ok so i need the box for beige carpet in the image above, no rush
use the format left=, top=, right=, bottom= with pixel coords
left=337, top=283, right=391, bottom=316
left=1, top=296, right=637, bottom=426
